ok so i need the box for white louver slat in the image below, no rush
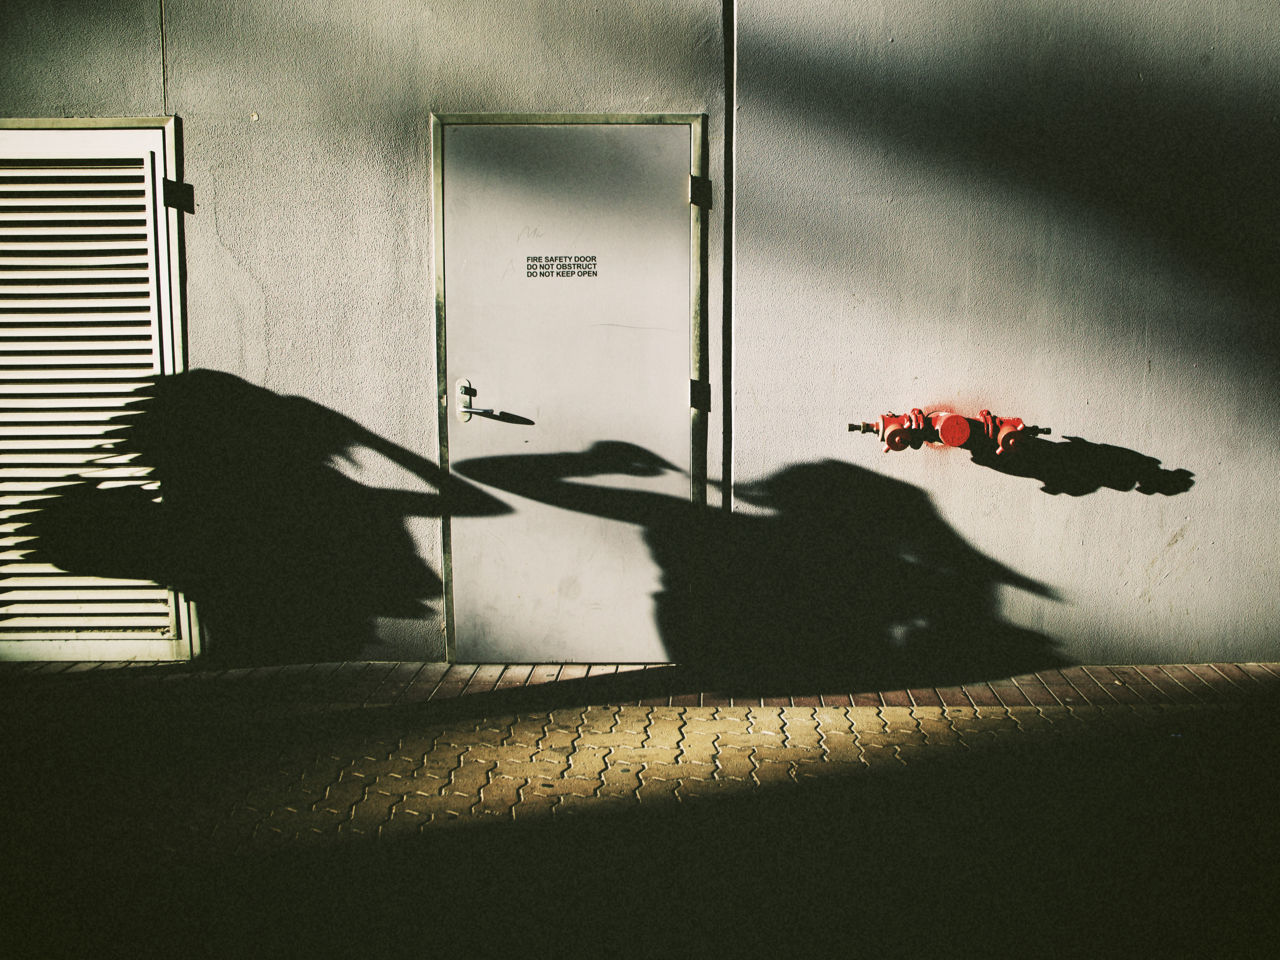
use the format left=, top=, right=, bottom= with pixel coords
left=0, top=121, right=196, bottom=660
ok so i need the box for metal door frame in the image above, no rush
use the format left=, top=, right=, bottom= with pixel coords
left=431, top=113, right=709, bottom=661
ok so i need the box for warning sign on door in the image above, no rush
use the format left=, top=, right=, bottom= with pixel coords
left=527, top=255, right=598, bottom=278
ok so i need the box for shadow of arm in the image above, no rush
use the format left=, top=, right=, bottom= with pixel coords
left=290, top=399, right=511, bottom=517
left=454, top=443, right=684, bottom=526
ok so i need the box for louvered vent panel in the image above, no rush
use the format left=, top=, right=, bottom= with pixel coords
left=0, top=137, right=178, bottom=641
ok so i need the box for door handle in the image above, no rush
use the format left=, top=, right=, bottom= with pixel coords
left=454, top=378, right=535, bottom=425
left=455, top=378, right=489, bottom=422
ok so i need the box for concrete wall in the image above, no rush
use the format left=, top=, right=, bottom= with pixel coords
left=2, top=0, right=725, bottom=660
left=736, top=0, right=1280, bottom=663
left=4, top=0, right=1277, bottom=663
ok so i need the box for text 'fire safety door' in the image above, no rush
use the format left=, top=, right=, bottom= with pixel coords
left=438, top=117, right=703, bottom=662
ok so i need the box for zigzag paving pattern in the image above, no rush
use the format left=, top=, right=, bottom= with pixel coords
left=6, top=660, right=1280, bottom=955
left=2, top=660, right=1277, bottom=847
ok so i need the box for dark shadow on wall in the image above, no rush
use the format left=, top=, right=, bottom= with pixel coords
left=25, top=369, right=508, bottom=665
left=455, top=441, right=1065, bottom=693
left=969, top=435, right=1195, bottom=497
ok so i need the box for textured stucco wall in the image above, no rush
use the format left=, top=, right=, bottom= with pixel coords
left=2, top=0, right=725, bottom=659
left=0, top=0, right=164, bottom=117
left=5, top=0, right=1276, bottom=664
left=735, top=0, right=1280, bottom=662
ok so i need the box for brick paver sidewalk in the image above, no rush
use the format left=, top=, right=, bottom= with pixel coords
left=2, top=660, right=1275, bottom=844
left=4, top=661, right=1278, bottom=956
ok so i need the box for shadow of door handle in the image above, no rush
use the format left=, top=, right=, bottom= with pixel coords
left=467, top=409, right=535, bottom=426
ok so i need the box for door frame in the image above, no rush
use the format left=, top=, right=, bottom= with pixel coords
left=431, top=112, right=709, bottom=661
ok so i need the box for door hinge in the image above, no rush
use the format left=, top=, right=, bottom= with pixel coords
left=163, top=179, right=195, bottom=213
left=690, top=379, right=711, bottom=412
left=689, top=176, right=713, bottom=210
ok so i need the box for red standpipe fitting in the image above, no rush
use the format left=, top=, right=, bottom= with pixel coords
left=980, top=409, right=1030, bottom=455
left=849, top=407, right=1049, bottom=455
left=932, top=412, right=971, bottom=447
left=880, top=408, right=927, bottom=453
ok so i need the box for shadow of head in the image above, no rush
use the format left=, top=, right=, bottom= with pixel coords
left=25, top=369, right=505, bottom=665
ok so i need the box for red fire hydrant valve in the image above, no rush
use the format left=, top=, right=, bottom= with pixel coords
left=978, top=409, right=1051, bottom=454
left=934, top=412, right=971, bottom=448
left=848, top=408, right=1049, bottom=455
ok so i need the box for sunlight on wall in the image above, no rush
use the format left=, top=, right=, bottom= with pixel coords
left=736, top=0, right=1280, bottom=660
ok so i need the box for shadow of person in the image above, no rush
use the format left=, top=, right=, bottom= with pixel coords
left=26, top=370, right=508, bottom=665
left=455, top=442, right=1065, bottom=693
left=969, top=435, right=1195, bottom=496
